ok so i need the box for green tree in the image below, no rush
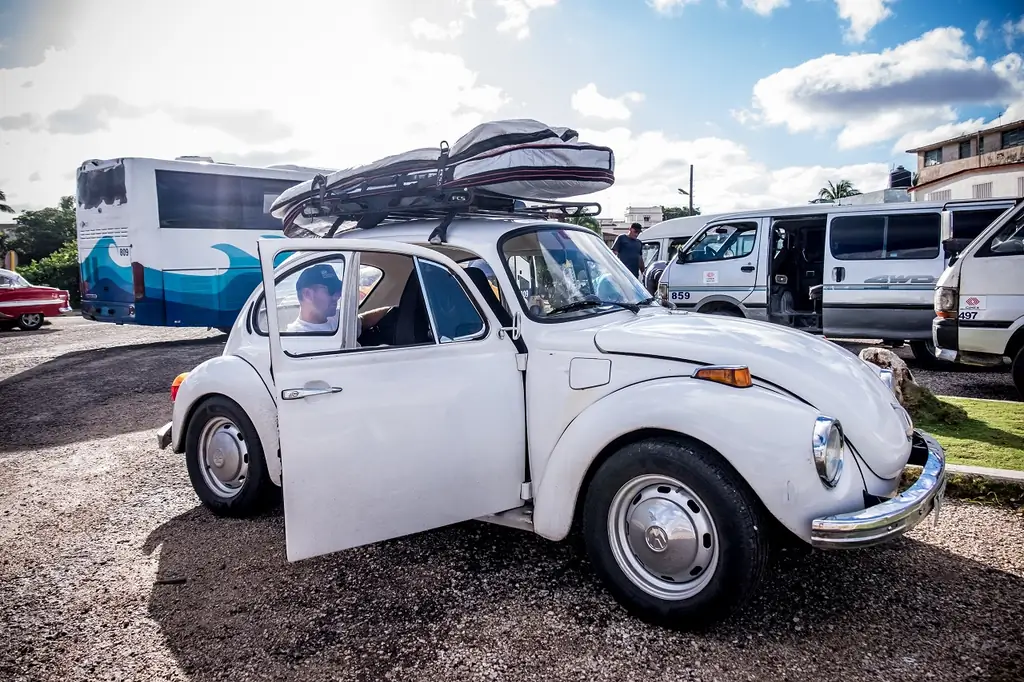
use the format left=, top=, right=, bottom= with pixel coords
left=816, top=180, right=862, bottom=203
left=0, top=188, right=15, bottom=214
left=16, top=240, right=81, bottom=306
left=661, top=205, right=701, bottom=220
left=8, top=195, right=76, bottom=263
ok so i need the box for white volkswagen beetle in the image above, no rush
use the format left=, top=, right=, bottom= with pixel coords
left=157, top=215, right=946, bottom=629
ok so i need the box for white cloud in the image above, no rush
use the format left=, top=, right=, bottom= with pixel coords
left=648, top=0, right=701, bottom=16
left=410, top=17, right=464, bottom=41
left=742, top=0, right=789, bottom=17
left=975, top=19, right=989, bottom=42
left=571, top=83, right=644, bottom=121
left=834, top=0, right=893, bottom=43
left=568, top=126, right=889, bottom=218
left=1004, top=15, right=1024, bottom=49
left=494, top=0, right=558, bottom=39
left=733, top=27, right=1023, bottom=150
left=0, top=0, right=510, bottom=210
left=894, top=52, right=1024, bottom=152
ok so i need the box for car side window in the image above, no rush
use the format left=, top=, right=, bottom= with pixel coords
left=683, top=223, right=757, bottom=263
left=418, top=259, right=486, bottom=342
left=0, top=275, right=12, bottom=288
left=254, top=255, right=346, bottom=338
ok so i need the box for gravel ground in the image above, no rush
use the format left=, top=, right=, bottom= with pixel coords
left=1, top=317, right=1023, bottom=682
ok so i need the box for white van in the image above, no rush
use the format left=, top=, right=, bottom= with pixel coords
left=933, top=199, right=1024, bottom=396
left=638, top=214, right=718, bottom=294
left=658, top=198, right=1015, bottom=363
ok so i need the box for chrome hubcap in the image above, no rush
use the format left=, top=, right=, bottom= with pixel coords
left=608, top=474, right=719, bottom=600
left=22, top=314, right=41, bottom=326
left=198, top=417, right=248, bottom=498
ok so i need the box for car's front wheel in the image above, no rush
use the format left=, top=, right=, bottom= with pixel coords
left=17, top=313, right=43, bottom=331
left=184, top=395, right=279, bottom=517
left=582, top=437, right=771, bottom=630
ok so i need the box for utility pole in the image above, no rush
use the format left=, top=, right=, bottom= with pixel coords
left=688, top=164, right=693, bottom=214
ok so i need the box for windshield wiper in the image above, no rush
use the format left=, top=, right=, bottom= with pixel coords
left=547, top=298, right=640, bottom=315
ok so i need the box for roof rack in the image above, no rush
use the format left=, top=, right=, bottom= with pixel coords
left=281, top=173, right=602, bottom=244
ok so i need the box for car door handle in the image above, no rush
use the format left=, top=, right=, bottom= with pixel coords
left=833, top=266, right=845, bottom=282
left=741, top=265, right=755, bottom=272
left=281, top=386, right=343, bottom=400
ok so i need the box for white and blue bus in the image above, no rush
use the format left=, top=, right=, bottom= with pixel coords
left=76, top=156, right=330, bottom=330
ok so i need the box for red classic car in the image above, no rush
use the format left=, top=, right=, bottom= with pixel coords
left=0, top=268, right=73, bottom=331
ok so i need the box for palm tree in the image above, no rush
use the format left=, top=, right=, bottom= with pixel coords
left=816, top=180, right=862, bottom=203
left=564, top=214, right=603, bottom=236
left=0, top=189, right=15, bottom=214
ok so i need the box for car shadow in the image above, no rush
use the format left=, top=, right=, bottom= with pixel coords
left=0, top=327, right=58, bottom=337
left=0, top=337, right=225, bottom=453
left=142, top=506, right=1024, bottom=681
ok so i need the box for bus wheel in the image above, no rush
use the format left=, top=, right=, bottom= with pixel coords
left=17, top=313, right=44, bottom=331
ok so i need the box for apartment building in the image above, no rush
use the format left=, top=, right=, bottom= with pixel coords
left=906, top=118, right=1024, bottom=201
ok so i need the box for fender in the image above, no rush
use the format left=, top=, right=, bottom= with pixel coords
left=531, top=377, right=869, bottom=544
left=170, top=355, right=282, bottom=485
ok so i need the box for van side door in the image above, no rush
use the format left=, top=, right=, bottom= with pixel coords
left=823, top=208, right=942, bottom=340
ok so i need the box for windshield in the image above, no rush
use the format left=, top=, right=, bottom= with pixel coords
left=642, top=241, right=660, bottom=268
left=500, top=226, right=653, bottom=320
left=984, top=208, right=1024, bottom=255
left=0, top=271, right=31, bottom=287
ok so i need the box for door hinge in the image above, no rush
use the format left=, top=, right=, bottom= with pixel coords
left=520, top=482, right=533, bottom=500
left=515, top=353, right=528, bottom=371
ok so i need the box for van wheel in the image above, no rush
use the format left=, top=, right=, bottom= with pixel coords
left=581, top=437, right=771, bottom=630
left=184, top=395, right=279, bottom=517
left=1013, top=347, right=1024, bottom=399
left=910, top=340, right=940, bottom=367
left=701, top=304, right=742, bottom=318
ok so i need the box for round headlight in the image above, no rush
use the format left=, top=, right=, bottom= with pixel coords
left=812, top=416, right=845, bottom=488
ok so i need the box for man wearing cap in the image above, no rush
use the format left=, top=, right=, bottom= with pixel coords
left=612, top=222, right=645, bottom=280
left=288, top=263, right=344, bottom=333
left=287, top=263, right=392, bottom=342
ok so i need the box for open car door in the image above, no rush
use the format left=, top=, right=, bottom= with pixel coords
left=257, top=237, right=528, bottom=562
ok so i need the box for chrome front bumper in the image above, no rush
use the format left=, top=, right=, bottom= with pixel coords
left=810, top=430, right=947, bottom=549
left=157, top=421, right=172, bottom=450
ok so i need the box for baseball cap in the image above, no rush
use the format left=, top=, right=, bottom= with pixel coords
left=295, top=263, right=342, bottom=297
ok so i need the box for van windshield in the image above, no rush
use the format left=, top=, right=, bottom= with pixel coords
left=501, top=226, right=653, bottom=320
left=985, top=210, right=1024, bottom=255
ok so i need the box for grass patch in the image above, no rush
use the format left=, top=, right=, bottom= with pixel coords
left=915, top=396, right=1024, bottom=471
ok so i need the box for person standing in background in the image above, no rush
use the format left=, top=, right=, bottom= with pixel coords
left=612, top=222, right=645, bottom=280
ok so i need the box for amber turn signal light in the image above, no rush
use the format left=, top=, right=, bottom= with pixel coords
left=170, top=372, right=189, bottom=402
left=693, top=366, right=752, bottom=388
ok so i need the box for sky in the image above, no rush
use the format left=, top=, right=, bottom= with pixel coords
left=1, top=0, right=1023, bottom=221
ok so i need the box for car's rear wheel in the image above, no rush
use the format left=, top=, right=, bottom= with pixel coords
left=17, top=313, right=43, bottom=331
left=184, top=395, right=278, bottom=517
left=582, top=437, right=770, bottom=630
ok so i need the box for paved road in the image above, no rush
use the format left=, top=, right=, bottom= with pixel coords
left=1, top=318, right=1023, bottom=682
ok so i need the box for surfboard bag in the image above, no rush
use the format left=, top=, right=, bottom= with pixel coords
left=268, top=119, right=615, bottom=223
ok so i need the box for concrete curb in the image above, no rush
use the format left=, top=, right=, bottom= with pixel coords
left=946, top=463, right=1024, bottom=483
left=902, top=463, right=1024, bottom=509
